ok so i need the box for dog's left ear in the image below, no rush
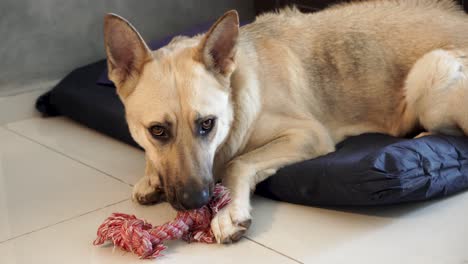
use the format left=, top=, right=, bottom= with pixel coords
left=198, top=10, right=239, bottom=76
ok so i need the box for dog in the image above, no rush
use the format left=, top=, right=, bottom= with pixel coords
left=103, top=0, right=468, bottom=243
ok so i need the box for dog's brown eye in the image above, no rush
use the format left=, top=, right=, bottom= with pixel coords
left=202, top=119, right=213, bottom=130
left=149, top=125, right=168, bottom=139
left=199, top=118, right=215, bottom=136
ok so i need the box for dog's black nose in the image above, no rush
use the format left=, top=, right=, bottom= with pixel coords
left=177, top=184, right=211, bottom=210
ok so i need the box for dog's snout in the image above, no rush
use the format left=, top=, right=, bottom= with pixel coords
left=176, top=182, right=211, bottom=210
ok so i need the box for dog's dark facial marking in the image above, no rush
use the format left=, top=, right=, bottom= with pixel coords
left=149, top=124, right=170, bottom=140
left=195, top=116, right=217, bottom=137
left=153, top=137, right=214, bottom=210
left=148, top=120, right=173, bottom=143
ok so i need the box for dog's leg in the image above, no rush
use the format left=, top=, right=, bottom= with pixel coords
left=211, top=127, right=335, bottom=243
left=132, top=157, right=165, bottom=205
left=405, top=48, right=468, bottom=136
left=450, top=49, right=468, bottom=134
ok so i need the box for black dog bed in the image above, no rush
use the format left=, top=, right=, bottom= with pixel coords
left=36, top=58, right=468, bottom=207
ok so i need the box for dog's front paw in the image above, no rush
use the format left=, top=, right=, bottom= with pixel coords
left=132, top=177, right=165, bottom=205
left=211, top=202, right=252, bottom=243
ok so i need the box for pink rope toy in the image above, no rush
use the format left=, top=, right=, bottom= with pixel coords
left=93, top=184, right=230, bottom=259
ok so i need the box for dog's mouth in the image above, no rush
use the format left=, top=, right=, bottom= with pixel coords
left=170, top=200, right=189, bottom=211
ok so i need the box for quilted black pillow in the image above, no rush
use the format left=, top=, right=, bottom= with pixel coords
left=256, top=133, right=468, bottom=206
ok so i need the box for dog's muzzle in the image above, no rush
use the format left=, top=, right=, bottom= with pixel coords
left=170, top=179, right=214, bottom=210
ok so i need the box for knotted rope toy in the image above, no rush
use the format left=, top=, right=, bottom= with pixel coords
left=93, top=184, right=230, bottom=259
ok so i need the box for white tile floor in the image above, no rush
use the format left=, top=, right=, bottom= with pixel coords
left=1, top=90, right=468, bottom=264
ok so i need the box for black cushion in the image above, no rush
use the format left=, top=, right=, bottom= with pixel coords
left=37, top=60, right=139, bottom=148
left=256, top=133, right=468, bottom=206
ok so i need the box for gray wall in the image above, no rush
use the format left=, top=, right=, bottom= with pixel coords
left=0, top=0, right=255, bottom=95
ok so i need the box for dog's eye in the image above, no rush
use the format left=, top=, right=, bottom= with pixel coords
left=149, top=125, right=169, bottom=139
left=199, top=118, right=215, bottom=135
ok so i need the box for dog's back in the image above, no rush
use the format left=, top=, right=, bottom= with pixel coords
left=238, top=0, right=468, bottom=141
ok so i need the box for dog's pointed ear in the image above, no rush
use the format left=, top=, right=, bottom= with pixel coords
left=104, top=14, right=152, bottom=99
left=198, top=10, right=239, bottom=76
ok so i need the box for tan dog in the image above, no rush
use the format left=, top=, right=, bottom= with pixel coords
left=103, top=0, right=468, bottom=243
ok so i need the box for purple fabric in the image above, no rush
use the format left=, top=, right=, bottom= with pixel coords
left=97, top=20, right=249, bottom=86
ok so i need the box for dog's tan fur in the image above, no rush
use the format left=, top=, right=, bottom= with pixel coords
left=104, top=0, right=468, bottom=243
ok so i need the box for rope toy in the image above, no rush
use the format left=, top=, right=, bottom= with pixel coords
left=93, top=184, right=230, bottom=259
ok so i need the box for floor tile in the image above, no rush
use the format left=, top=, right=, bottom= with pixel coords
left=248, top=193, right=468, bottom=264
left=7, top=117, right=145, bottom=185
left=0, top=127, right=131, bottom=242
left=0, top=200, right=298, bottom=264
left=0, top=79, right=58, bottom=98
left=5, top=110, right=468, bottom=263
left=0, top=89, right=48, bottom=125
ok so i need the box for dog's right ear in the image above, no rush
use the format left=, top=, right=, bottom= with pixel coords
left=104, top=14, right=153, bottom=99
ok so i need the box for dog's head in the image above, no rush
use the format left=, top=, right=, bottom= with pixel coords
left=104, top=11, right=239, bottom=210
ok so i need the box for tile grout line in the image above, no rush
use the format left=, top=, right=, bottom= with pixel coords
left=2, top=124, right=301, bottom=262
left=0, top=198, right=130, bottom=244
left=4, top=126, right=134, bottom=187
left=243, top=236, right=304, bottom=264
